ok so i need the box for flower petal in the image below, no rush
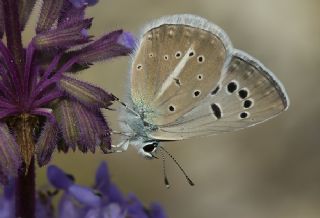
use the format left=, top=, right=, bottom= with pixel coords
left=58, top=194, right=81, bottom=218
left=76, top=30, right=134, bottom=64
left=68, top=184, right=101, bottom=207
left=35, top=120, right=59, bottom=167
left=0, top=41, right=21, bottom=95
left=73, top=103, right=111, bottom=152
left=126, top=194, right=149, bottom=218
left=54, top=100, right=80, bottom=150
left=58, top=1, right=85, bottom=25
left=55, top=99, right=111, bottom=153
left=149, top=203, right=167, bottom=218
left=22, top=42, right=36, bottom=100
left=0, top=108, right=19, bottom=120
left=33, top=18, right=92, bottom=49
left=94, top=163, right=124, bottom=205
left=0, top=122, right=21, bottom=184
left=36, top=191, right=54, bottom=218
left=95, top=161, right=110, bottom=193
left=68, top=0, right=98, bottom=8
left=102, top=203, right=125, bottom=218
left=117, top=31, right=136, bottom=50
left=36, top=0, right=64, bottom=33
left=108, top=184, right=125, bottom=205
left=18, top=0, right=37, bottom=31
left=59, top=75, right=116, bottom=109
left=47, top=165, right=74, bottom=190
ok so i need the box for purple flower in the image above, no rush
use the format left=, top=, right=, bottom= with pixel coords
left=0, top=0, right=136, bottom=183
left=0, top=179, right=54, bottom=218
left=68, top=0, right=99, bottom=8
left=48, top=162, right=168, bottom=218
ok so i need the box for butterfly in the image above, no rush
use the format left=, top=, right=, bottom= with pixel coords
left=115, top=14, right=289, bottom=170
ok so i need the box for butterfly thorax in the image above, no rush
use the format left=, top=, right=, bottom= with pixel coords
left=119, top=103, right=160, bottom=158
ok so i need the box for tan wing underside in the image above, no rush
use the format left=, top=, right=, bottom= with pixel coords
left=130, top=24, right=227, bottom=125
left=149, top=53, right=288, bottom=140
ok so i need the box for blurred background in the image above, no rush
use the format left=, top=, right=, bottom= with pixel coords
left=25, top=0, right=320, bottom=217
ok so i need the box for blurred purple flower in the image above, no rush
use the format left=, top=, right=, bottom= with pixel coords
left=68, top=0, right=99, bottom=8
left=0, top=179, right=54, bottom=218
left=0, top=0, right=136, bottom=183
left=48, top=162, right=168, bottom=218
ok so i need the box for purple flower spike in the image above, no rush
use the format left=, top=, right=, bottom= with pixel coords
left=36, top=0, right=64, bottom=33
left=60, top=75, right=116, bottom=109
left=0, top=0, right=132, bottom=182
left=47, top=165, right=74, bottom=190
left=35, top=121, right=59, bottom=167
left=33, top=18, right=93, bottom=49
left=0, top=123, right=21, bottom=184
left=76, top=30, right=135, bottom=64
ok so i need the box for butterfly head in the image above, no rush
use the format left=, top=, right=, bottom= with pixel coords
left=139, top=141, right=159, bottom=159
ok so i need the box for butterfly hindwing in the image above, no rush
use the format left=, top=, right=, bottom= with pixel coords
left=130, top=15, right=232, bottom=125
left=149, top=50, right=289, bottom=140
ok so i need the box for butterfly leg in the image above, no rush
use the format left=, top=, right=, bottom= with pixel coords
left=110, top=140, right=130, bottom=153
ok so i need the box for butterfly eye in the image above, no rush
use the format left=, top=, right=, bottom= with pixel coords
left=143, top=143, right=157, bottom=153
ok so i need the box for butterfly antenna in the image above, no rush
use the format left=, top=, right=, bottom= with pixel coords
left=113, top=96, right=141, bottom=117
left=159, top=146, right=195, bottom=186
left=159, top=149, right=170, bottom=188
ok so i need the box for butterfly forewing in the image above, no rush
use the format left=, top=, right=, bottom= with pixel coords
left=131, top=20, right=230, bottom=125
left=149, top=50, right=289, bottom=140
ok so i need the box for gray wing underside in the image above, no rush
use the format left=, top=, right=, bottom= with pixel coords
left=149, top=50, right=289, bottom=140
left=130, top=15, right=231, bottom=126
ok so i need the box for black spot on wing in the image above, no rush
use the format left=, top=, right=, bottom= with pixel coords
left=227, top=82, right=238, bottom=93
left=211, top=103, right=222, bottom=119
left=211, top=86, right=220, bottom=95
